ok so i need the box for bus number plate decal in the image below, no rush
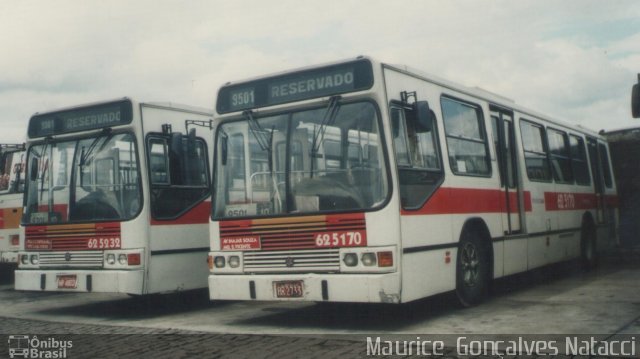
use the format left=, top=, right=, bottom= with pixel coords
left=274, top=280, right=304, bottom=298
left=57, top=275, right=77, bottom=289
left=87, top=237, right=121, bottom=249
left=314, top=230, right=367, bottom=248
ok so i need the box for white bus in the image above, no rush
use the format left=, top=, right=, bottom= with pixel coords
left=208, top=57, right=618, bottom=305
left=15, top=98, right=214, bottom=294
left=0, top=144, right=25, bottom=271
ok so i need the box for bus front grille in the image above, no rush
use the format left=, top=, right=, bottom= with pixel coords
left=243, top=249, right=340, bottom=273
left=38, top=251, right=104, bottom=268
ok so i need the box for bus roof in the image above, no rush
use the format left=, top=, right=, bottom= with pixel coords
left=217, top=56, right=603, bottom=139
left=381, top=61, right=603, bottom=139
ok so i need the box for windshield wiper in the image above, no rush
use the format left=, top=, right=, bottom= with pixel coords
left=37, top=143, right=50, bottom=206
left=79, top=135, right=107, bottom=168
left=242, top=110, right=282, bottom=211
left=310, top=95, right=341, bottom=176
left=244, top=110, right=270, bottom=152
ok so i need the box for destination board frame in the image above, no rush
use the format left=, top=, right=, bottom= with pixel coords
left=28, top=99, right=134, bottom=138
left=216, top=59, right=374, bottom=114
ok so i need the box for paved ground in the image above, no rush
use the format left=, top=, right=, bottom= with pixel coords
left=0, top=249, right=638, bottom=358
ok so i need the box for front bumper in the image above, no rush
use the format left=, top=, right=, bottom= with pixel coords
left=15, top=269, right=144, bottom=294
left=209, top=272, right=401, bottom=303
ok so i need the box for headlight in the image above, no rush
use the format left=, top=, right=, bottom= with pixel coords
left=228, top=255, right=240, bottom=268
left=118, top=254, right=127, bottom=265
left=20, top=254, right=29, bottom=265
left=361, top=253, right=377, bottom=266
left=343, top=253, right=358, bottom=267
left=29, top=255, right=39, bottom=265
left=214, top=256, right=226, bottom=268
left=106, top=254, right=116, bottom=265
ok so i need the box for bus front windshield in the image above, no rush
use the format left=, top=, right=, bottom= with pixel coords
left=24, top=133, right=142, bottom=224
left=214, top=101, right=388, bottom=219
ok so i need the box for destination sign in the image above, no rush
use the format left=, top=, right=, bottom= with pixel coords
left=28, top=99, right=133, bottom=138
left=217, top=59, right=374, bottom=114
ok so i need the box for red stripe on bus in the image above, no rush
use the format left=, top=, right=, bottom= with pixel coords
left=150, top=201, right=211, bottom=225
left=401, top=187, right=532, bottom=216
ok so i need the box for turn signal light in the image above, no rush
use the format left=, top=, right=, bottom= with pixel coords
left=127, top=253, right=141, bottom=266
left=377, top=251, right=393, bottom=267
left=10, top=235, right=19, bottom=246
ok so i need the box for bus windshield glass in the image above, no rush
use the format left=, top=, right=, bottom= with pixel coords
left=214, top=101, right=388, bottom=219
left=24, top=133, right=141, bottom=224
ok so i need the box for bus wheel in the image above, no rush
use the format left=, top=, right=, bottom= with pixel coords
left=455, top=232, right=489, bottom=307
left=580, top=222, right=597, bottom=270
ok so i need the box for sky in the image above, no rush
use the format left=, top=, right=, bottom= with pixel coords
left=1, top=0, right=639, bottom=143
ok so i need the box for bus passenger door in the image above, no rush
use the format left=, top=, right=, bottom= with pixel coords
left=491, top=108, right=523, bottom=234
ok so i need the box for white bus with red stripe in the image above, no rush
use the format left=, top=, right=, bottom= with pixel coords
left=208, top=57, right=618, bottom=305
left=15, top=98, right=214, bottom=295
left=0, top=144, right=25, bottom=270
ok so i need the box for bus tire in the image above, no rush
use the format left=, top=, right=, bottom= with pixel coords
left=455, top=231, right=490, bottom=307
left=580, top=220, right=597, bottom=270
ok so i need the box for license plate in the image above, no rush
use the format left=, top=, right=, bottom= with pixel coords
left=57, top=275, right=77, bottom=289
left=274, top=280, right=304, bottom=298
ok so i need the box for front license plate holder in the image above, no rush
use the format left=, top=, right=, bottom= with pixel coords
left=57, top=275, right=77, bottom=289
left=274, top=280, right=304, bottom=298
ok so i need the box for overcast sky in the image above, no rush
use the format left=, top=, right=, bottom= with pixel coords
left=1, top=0, right=638, bottom=143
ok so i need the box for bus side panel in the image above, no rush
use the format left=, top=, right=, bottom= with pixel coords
left=147, top=220, right=210, bottom=293
left=383, top=68, right=507, bottom=301
left=140, top=105, right=213, bottom=293
left=399, top=214, right=454, bottom=302
left=381, top=69, right=457, bottom=302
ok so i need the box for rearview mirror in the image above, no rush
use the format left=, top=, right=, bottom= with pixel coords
left=170, top=132, right=184, bottom=158
left=187, top=128, right=197, bottom=155
left=30, top=159, right=39, bottom=182
left=220, top=135, right=228, bottom=166
left=414, top=101, right=432, bottom=132
left=169, top=132, right=184, bottom=184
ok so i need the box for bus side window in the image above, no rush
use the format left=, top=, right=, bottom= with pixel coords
left=149, top=140, right=169, bottom=184
left=520, top=120, right=552, bottom=182
left=391, top=106, right=443, bottom=209
left=598, top=143, right=613, bottom=188
left=441, top=97, right=490, bottom=176
left=569, top=135, right=590, bottom=186
left=548, top=128, right=573, bottom=184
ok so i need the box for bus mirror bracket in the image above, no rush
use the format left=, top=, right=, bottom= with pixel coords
left=632, top=74, right=640, bottom=118
left=414, top=101, right=432, bottom=132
